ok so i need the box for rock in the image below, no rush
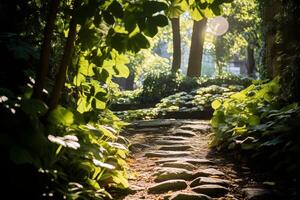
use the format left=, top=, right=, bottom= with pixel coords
left=135, top=119, right=178, bottom=128
left=159, top=145, right=193, bottom=151
left=155, top=140, right=188, bottom=145
left=129, top=143, right=151, bottom=150
left=160, top=161, right=196, bottom=170
left=148, top=180, right=188, bottom=194
left=190, top=177, right=230, bottom=187
left=145, top=151, right=191, bottom=158
left=180, top=124, right=211, bottom=133
left=155, top=158, right=182, bottom=164
left=173, top=129, right=197, bottom=137
left=192, top=184, right=229, bottom=197
left=134, top=128, right=161, bottom=132
left=127, top=185, right=145, bottom=194
left=183, top=158, right=213, bottom=165
left=158, top=136, right=188, bottom=141
left=168, top=192, right=212, bottom=200
left=242, top=188, right=280, bottom=200
left=155, top=158, right=213, bottom=165
left=194, top=168, right=225, bottom=177
left=154, top=167, right=194, bottom=182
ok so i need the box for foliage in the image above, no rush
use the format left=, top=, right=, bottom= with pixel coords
left=210, top=77, right=300, bottom=176
left=138, top=70, right=198, bottom=103
left=116, top=84, right=244, bottom=121
left=211, top=0, right=262, bottom=76
left=139, top=73, right=251, bottom=104
left=0, top=0, right=171, bottom=199
left=0, top=84, right=130, bottom=199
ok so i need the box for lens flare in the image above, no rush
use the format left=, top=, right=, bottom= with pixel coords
left=207, top=16, right=229, bottom=36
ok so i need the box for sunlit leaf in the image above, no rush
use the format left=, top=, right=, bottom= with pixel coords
left=93, top=159, right=116, bottom=170
left=48, top=106, right=74, bottom=126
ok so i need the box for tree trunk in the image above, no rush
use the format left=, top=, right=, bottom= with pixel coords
left=262, top=0, right=281, bottom=78
left=49, top=0, right=79, bottom=110
left=246, top=45, right=256, bottom=78
left=215, top=37, right=223, bottom=76
left=171, top=17, right=181, bottom=72
left=187, top=18, right=207, bottom=77
left=33, top=0, right=60, bottom=99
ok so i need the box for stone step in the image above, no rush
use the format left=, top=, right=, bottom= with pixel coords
left=158, top=145, right=193, bottom=151
left=148, top=179, right=188, bottom=194
left=145, top=151, right=191, bottom=158
left=160, top=161, right=196, bottom=170
left=167, top=192, right=212, bottom=200
left=192, top=184, right=229, bottom=197
left=155, top=140, right=189, bottom=145
left=190, top=177, right=230, bottom=187
left=173, top=129, right=197, bottom=137
left=154, top=167, right=194, bottom=182
left=155, top=158, right=213, bottom=165
left=158, top=136, right=189, bottom=141
left=194, top=168, right=225, bottom=177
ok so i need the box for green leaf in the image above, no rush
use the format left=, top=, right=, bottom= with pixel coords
left=93, top=159, right=116, bottom=169
left=103, top=11, right=115, bottom=25
left=248, top=115, right=260, bottom=126
left=124, top=13, right=137, bottom=33
left=152, top=15, right=169, bottom=27
left=98, top=125, right=117, bottom=139
left=127, top=33, right=150, bottom=52
left=48, top=105, right=74, bottom=126
left=166, top=0, right=189, bottom=18
left=87, top=178, right=101, bottom=190
left=142, top=1, right=168, bottom=16
left=107, top=0, right=124, bottom=18
left=100, top=69, right=111, bottom=83
left=211, top=99, right=222, bottom=110
left=109, top=32, right=128, bottom=52
left=111, top=170, right=129, bottom=188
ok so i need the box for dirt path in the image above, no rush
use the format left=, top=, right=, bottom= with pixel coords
left=114, top=119, right=280, bottom=200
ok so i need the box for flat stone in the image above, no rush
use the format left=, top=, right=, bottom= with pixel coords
left=194, top=168, right=225, bottom=177
left=154, top=167, right=194, bottom=182
left=173, top=129, right=197, bottom=137
left=129, top=143, right=151, bottom=149
left=148, top=179, right=188, bottom=194
left=155, top=158, right=213, bottom=165
left=160, top=161, right=196, bottom=170
left=134, top=128, right=161, bottom=132
left=191, top=177, right=230, bottom=187
left=242, top=188, right=279, bottom=200
left=145, top=151, right=191, bottom=158
left=135, top=119, right=178, bottom=128
left=168, top=192, right=212, bottom=200
left=192, top=184, right=229, bottom=197
left=158, top=136, right=188, bottom=141
left=180, top=124, right=211, bottom=133
left=159, top=145, right=193, bottom=151
left=127, top=185, right=145, bottom=194
left=183, top=158, right=213, bottom=165
left=155, top=140, right=189, bottom=145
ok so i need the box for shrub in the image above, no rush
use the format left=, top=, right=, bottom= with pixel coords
left=210, top=77, right=300, bottom=177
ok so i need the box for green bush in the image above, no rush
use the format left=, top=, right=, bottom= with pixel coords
left=1, top=87, right=129, bottom=199
left=210, top=77, right=300, bottom=176
left=116, top=84, right=244, bottom=121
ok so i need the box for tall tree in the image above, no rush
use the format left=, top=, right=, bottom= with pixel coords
left=33, top=0, right=60, bottom=99
left=171, top=17, right=181, bottom=71
left=49, top=0, right=79, bottom=110
left=246, top=45, right=255, bottom=77
left=187, top=18, right=207, bottom=77
left=262, top=0, right=282, bottom=78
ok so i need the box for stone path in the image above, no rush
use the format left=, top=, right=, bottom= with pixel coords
left=115, top=119, right=279, bottom=200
